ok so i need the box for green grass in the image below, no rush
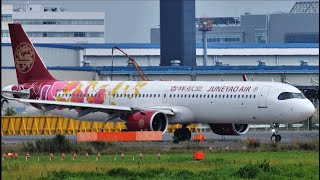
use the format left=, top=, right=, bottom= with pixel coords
left=2, top=151, right=319, bottom=180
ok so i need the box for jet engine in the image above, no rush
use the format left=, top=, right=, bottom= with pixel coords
left=126, top=111, right=169, bottom=134
left=209, top=123, right=249, bottom=135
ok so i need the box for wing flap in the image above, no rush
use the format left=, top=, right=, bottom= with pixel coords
left=16, top=99, right=132, bottom=113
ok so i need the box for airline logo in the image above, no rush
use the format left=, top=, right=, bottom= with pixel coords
left=170, top=85, right=259, bottom=93
left=14, top=42, right=35, bottom=73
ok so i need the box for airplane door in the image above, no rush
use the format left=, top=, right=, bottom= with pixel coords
left=162, top=91, right=169, bottom=104
left=258, top=86, right=271, bottom=108
left=40, top=85, right=51, bottom=100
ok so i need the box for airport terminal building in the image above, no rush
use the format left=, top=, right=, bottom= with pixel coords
left=151, top=5, right=319, bottom=44
left=1, top=3, right=105, bottom=43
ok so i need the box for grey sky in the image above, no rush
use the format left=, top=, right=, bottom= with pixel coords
left=6, top=0, right=297, bottom=43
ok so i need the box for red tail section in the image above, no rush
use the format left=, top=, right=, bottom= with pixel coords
left=9, top=23, right=56, bottom=84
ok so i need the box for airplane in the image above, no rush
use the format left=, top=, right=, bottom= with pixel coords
left=1, top=23, right=315, bottom=143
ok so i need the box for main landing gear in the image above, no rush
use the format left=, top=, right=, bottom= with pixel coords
left=270, top=123, right=281, bottom=143
left=174, top=124, right=191, bottom=141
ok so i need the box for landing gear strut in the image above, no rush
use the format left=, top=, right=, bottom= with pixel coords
left=270, top=123, right=281, bottom=143
left=174, top=124, right=191, bottom=141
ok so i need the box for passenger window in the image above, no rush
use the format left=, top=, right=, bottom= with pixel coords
left=246, top=95, right=248, bottom=98
left=219, top=95, right=221, bottom=98
left=238, top=95, right=240, bottom=98
left=173, top=94, right=176, bottom=98
left=222, top=95, right=225, bottom=98
left=242, top=95, right=244, bottom=98
left=139, top=94, right=141, bottom=97
left=215, top=95, right=217, bottom=98
left=192, top=94, right=195, bottom=98
left=226, top=95, right=228, bottom=98
left=169, top=94, right=172, bottom=98
left=253, top=95, right=256, bottom=98
left=249, top=95, right=252, bottom=98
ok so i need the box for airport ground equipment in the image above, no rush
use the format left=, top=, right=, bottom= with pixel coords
left=77, top=131, right=162, bottom=141
left=1, top=116, right=200, bottom=136
left=112, top=46, right=149, bottom=81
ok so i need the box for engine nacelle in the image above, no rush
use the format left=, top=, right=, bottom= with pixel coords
left=209, top=123, right=249, bottom=135
left=126, top=111, right=169, bottom=134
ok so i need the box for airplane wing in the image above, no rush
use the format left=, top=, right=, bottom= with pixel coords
left=2, top=90, right=30, bottom=99
left=3, top=94, right=175, bottom=120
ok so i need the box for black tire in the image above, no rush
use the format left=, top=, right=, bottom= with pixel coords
left=183, top=128, right=192, bottom=141
left=174, top=129, right=184, bottom=141
left=276, top=134, right=281, bottom=143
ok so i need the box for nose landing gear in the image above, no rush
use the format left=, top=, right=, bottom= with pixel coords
left=173, top=124, right=191, bottom=141
left=271, top=123, right=281, bottom=143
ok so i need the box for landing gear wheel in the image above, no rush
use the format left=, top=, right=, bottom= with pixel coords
left=276, top=134, right=281, bottom=143
left=183, top=128, right=191, bottom=141
left=271, top=134, right=281, bottom=143
left=174, top=128, right=192, bottom=141
left=174, top=129, right=183, bottom=141
left=270, top=123, right=281, bottom=143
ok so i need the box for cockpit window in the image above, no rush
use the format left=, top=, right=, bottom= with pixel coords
left=292, top=93, right=306, bottom=99
left=278, top=92, right=306, bottom=100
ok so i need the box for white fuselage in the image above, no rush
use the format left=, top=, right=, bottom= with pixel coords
left=35, top=80, right=315, bottom=124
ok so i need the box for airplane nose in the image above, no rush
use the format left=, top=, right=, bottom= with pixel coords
left=305, top=101, right=316, bottom=118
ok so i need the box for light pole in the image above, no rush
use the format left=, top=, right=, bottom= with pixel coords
left=198, top=18, right=213, bottom=66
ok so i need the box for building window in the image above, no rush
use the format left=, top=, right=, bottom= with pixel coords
left=204, top=34, right=241, bottom=43
left=74, top=32, right=85, bottom=37
left=14, top=19, right=104, bottom=25
left=1, top=30, right=9, bottom=37
left=25, top=31, right=103, bottom=38
left=284, top=33, right=319, bottom=43
left=1, top=14, right=12, bottom=21
left=255, top=29, right=268, bottom=43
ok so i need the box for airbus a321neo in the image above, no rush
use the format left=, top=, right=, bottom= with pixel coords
left=2, top=23, right=315, bottom=143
